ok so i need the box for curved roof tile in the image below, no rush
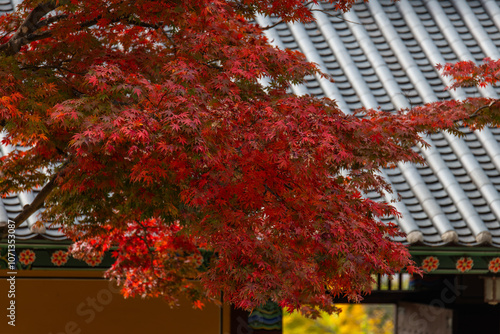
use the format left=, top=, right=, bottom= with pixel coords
left=259, top=0, right=500, bottom=247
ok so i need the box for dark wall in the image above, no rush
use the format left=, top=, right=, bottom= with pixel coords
left=453, top=304, right=500, bottom=334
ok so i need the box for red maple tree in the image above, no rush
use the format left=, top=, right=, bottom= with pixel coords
left=0, top=0, right=497, bottom=315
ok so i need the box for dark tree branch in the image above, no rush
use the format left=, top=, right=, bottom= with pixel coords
left=260, top=2, right=361, bottom=31
left=453, top=99, right=498, bottom=125
left=4, top=16, right=104, bottom=56
left=124, top=15, right=162, bottom=29
left=0, top=1, right=62, bottom=56
left=470, top=100, right=497, bottom=118
left=0, top=161, right=69, bottom=238
left=0, top=2, right=168, bottom=58
left=38, top=13, right=69, bottom=28
left=260, top=20, right=284, bottom=31
left=309, top=9, right=362, bottom=25
left=264, top=183, right=297, bottom=212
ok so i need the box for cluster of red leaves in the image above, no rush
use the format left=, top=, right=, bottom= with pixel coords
left=1, top=0, right=499, bottom=316
left=67, top=218, right=207, bottom=307
left=436, top=59, right=500, bottom=129
left=437, top=58, right=500, bottom=89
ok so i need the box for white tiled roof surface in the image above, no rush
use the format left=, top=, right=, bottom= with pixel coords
left=0, top=0, right=14, bottom=13
left=3, top=0, right=500, bottom=246
left=259, top=0, right=500, bottom=247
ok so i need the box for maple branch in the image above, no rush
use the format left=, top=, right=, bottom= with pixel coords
left=260, top=20, right=284, bottom=31
left=470, top=100, right=496, bottom=118
left=19, top=63, right=84, bottom=76
left=137, top=221, right=161, bottom=278
left=260, top=2, right=361, bottom=30
left=38, top=14, right=69, bottom=28
left=264, top=183, right=297, bottom=212
left=159, top=28, right=178, bottom=55
left=124, top=16, right=162, bottom=30
left=0, top=2, right=142, bottom=58
left=309, top=9, right=362, bottom=25
left=452, top=99, right=498, bottom=125
left=1, top=28, right=15, bottom=41
left=0, top=161, right=69, bottom=238
left=259, top=1, right=313, bottom=30
left=0, top=1, right=171, bottom=59
left=0, top=1, right=62, bottom=56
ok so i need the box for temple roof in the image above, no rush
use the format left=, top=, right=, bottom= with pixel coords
left=256, top=0, right=500, bottom=248
left=3, top=0, right=500, bottom=247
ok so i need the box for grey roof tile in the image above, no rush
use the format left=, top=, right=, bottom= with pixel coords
left=256, top=0, right=500, bottom=247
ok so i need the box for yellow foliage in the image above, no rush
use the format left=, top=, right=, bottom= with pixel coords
left=284, top=304, right=394, bottom=334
